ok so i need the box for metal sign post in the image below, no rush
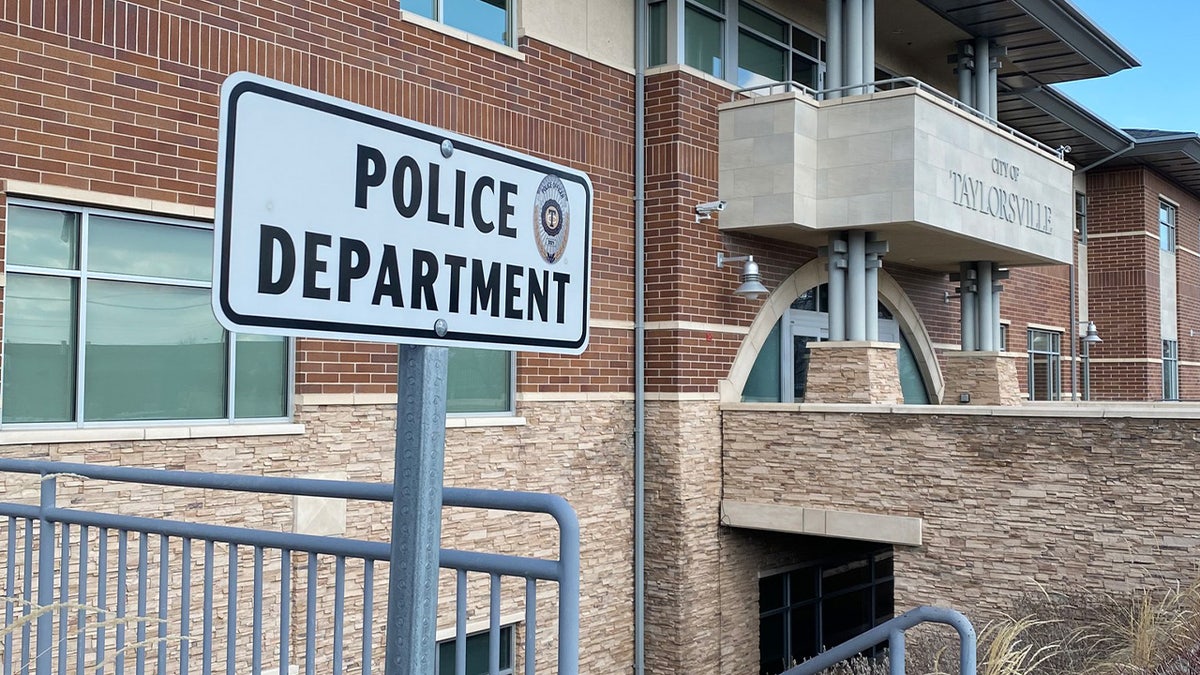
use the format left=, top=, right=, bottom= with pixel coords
left=384, top=344, right=448, bottom=675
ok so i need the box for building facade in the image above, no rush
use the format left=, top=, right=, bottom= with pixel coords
left=3, top=0, right=1200, bottom=674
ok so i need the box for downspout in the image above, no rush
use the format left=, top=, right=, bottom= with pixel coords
left=1070, top=140, right=1135, bottom=399
left=633, top=0, right=647, bottom=673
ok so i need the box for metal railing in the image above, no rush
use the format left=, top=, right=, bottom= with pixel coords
left=0, top=459, right=579, bottom=675
left=732, top=77, right=1069, bottom=160
left=782, top=606, right=977, bottom=675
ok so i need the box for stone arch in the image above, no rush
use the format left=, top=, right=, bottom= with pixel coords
left=718, top=259, right=945, bottom=403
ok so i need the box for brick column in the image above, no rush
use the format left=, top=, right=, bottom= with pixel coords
left=804, top=342, right=903, bottom=404
left=941, top=351, right=1022, bottom=405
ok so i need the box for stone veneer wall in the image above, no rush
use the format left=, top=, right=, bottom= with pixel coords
left=0, top=400, right=634, bottom=675
left=643, top=400, right=724, bottom=675
left=722, top=406, right=1200, bottom=620
left=940, top=352, right=1023, bottom=405
left=805, top=343, right=903, bottom=405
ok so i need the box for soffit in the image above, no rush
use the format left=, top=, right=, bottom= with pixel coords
left=909, top=0, right=1138, bottom=87
left=1106, top=132, right=1200, bottom=196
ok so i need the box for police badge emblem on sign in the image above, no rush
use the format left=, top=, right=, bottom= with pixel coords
left=534, top=175, right=570, bottom=264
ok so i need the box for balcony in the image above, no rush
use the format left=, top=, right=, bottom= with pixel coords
left=717, top=81, right=1075, bottom=271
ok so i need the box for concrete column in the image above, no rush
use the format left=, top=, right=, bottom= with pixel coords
left=847, top=230, right=866, bottom=341
left=960, top=262, right=976, bottom=352
left=845, top=0, right=863, bottom=95
left=828, top=233, right=846, bottom=341
left=862, top=0, right=875, bottom=93
left=826, top=0, right=842, bottom=99
left=977, top=262, right=993, bottom=351
left=991, top=263, right=1003, bottom=350
left=973, top=37, right=990, bottom=117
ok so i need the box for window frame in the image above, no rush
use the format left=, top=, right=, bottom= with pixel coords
left=401, top=0, right=515, bottom=47
left=2, top=198, right=294, bottom=428
left=758, top=547, right=894, bottom=674
left=650, top=0, right=826, bottom=90
left=1163, top=339, right=1180, bottom=401
left=435, top=624, right=516, bottom=675
left=1026, top=328, right=1062, bottom=401
left=1160, top=199, right=1177, bottom=252
left=446, top=348, right=517, bottom=417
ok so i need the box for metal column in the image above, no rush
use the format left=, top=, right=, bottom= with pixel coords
left=827, top=233, right=847, bottom=341
left=977, top=262, right=993, bottom=351
left=960, top=262, right=976, bottom=352
left=862, top=0, right=875, bottom=93
left=865, top=233, right=887, bottom=341
left=991, top=264, right=1002, bottom=351
left=826, top=0, right=842, bottom=99
left=973, top=38, right=990, bottom=118
left=955, top=43, right=973, bottom=108
left=845, top=0, right=863, bottom=95
left=847, top=231, right=866, bottom=340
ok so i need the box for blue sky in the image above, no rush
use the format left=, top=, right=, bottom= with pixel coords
left=1053, top=0, right=1197, bottom=133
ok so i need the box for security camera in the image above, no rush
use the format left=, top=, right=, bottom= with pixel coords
left=695, top=200, right=727, bottom=222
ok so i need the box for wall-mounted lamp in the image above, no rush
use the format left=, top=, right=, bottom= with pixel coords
left=716, top=252, right=768, bottom=300
left=1079, top=320, right=1102, bottom=401
left=695, top=200, right=726, bottom=223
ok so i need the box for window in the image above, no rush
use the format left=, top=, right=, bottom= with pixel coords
left=1075, top=192, right=1087, bottom=243
left=1163, top=339, right=1180, bottom=401
left=649, top=0, right=825, bottom=89
left=2, top=201, right=289, bottom=425
left=447, top=348, right=514, bottom=414
left=1160, top=200, right=1177, bottom=252
left=759, top=547, right=894, bottom=675
left=1027, top=328, right=1061, bottom=401
left=436, top=625, right=515, bottom=675
left=401, top=0, right=512, bottom=46
left=998, top=323, right=1009, bottom=352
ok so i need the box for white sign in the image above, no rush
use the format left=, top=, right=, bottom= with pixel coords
left=214, top=73, right=592, bottom=354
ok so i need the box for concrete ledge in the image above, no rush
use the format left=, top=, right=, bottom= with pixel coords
left=719, top=401, right=1200, bottom=419
left=0, top=423, right=306, bottom=445
left=720, top=500, right=922, bottom=546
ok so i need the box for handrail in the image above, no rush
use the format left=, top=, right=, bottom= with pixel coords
left=781, top=605, right=977, bottom=675
left=731, top=76, right=1068, bottom=161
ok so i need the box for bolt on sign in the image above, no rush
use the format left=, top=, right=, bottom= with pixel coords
left=213, top=72, right=592, bottom=354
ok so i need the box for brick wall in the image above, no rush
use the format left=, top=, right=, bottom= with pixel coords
left=0, top=0, right=636, bottom=397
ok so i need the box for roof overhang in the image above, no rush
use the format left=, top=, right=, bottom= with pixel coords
left=997, top=84, right=1133, bottom=172
left=1106, top=132, right=1200, bottom=196
left=917, top=0, right=1139, bottom=86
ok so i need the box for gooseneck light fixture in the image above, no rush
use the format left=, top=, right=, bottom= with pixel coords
left=1079, top=320, right=1102, bottom=401
left=716, top=253, right=769, bottom=300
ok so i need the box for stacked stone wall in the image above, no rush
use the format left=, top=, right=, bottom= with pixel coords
left=722, top=407, right=1200, bottom=619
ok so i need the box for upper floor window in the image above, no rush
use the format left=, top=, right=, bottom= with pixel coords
left=1075, top=192, right=1087, bottom=243
left=649, top=0, right=824, bottom=90
left=1163, top=339, right=1180, bottom=401
left=402, top=0, right=512, bottom=46
left=2, top=201, right=289, bottom=425
left=1027, top=328, right=1061, bottom=401
left=1160, top=200, right=1177, bottom=252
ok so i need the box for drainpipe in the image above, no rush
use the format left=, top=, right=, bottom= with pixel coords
left=633, top=0, right=647, bottom=673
